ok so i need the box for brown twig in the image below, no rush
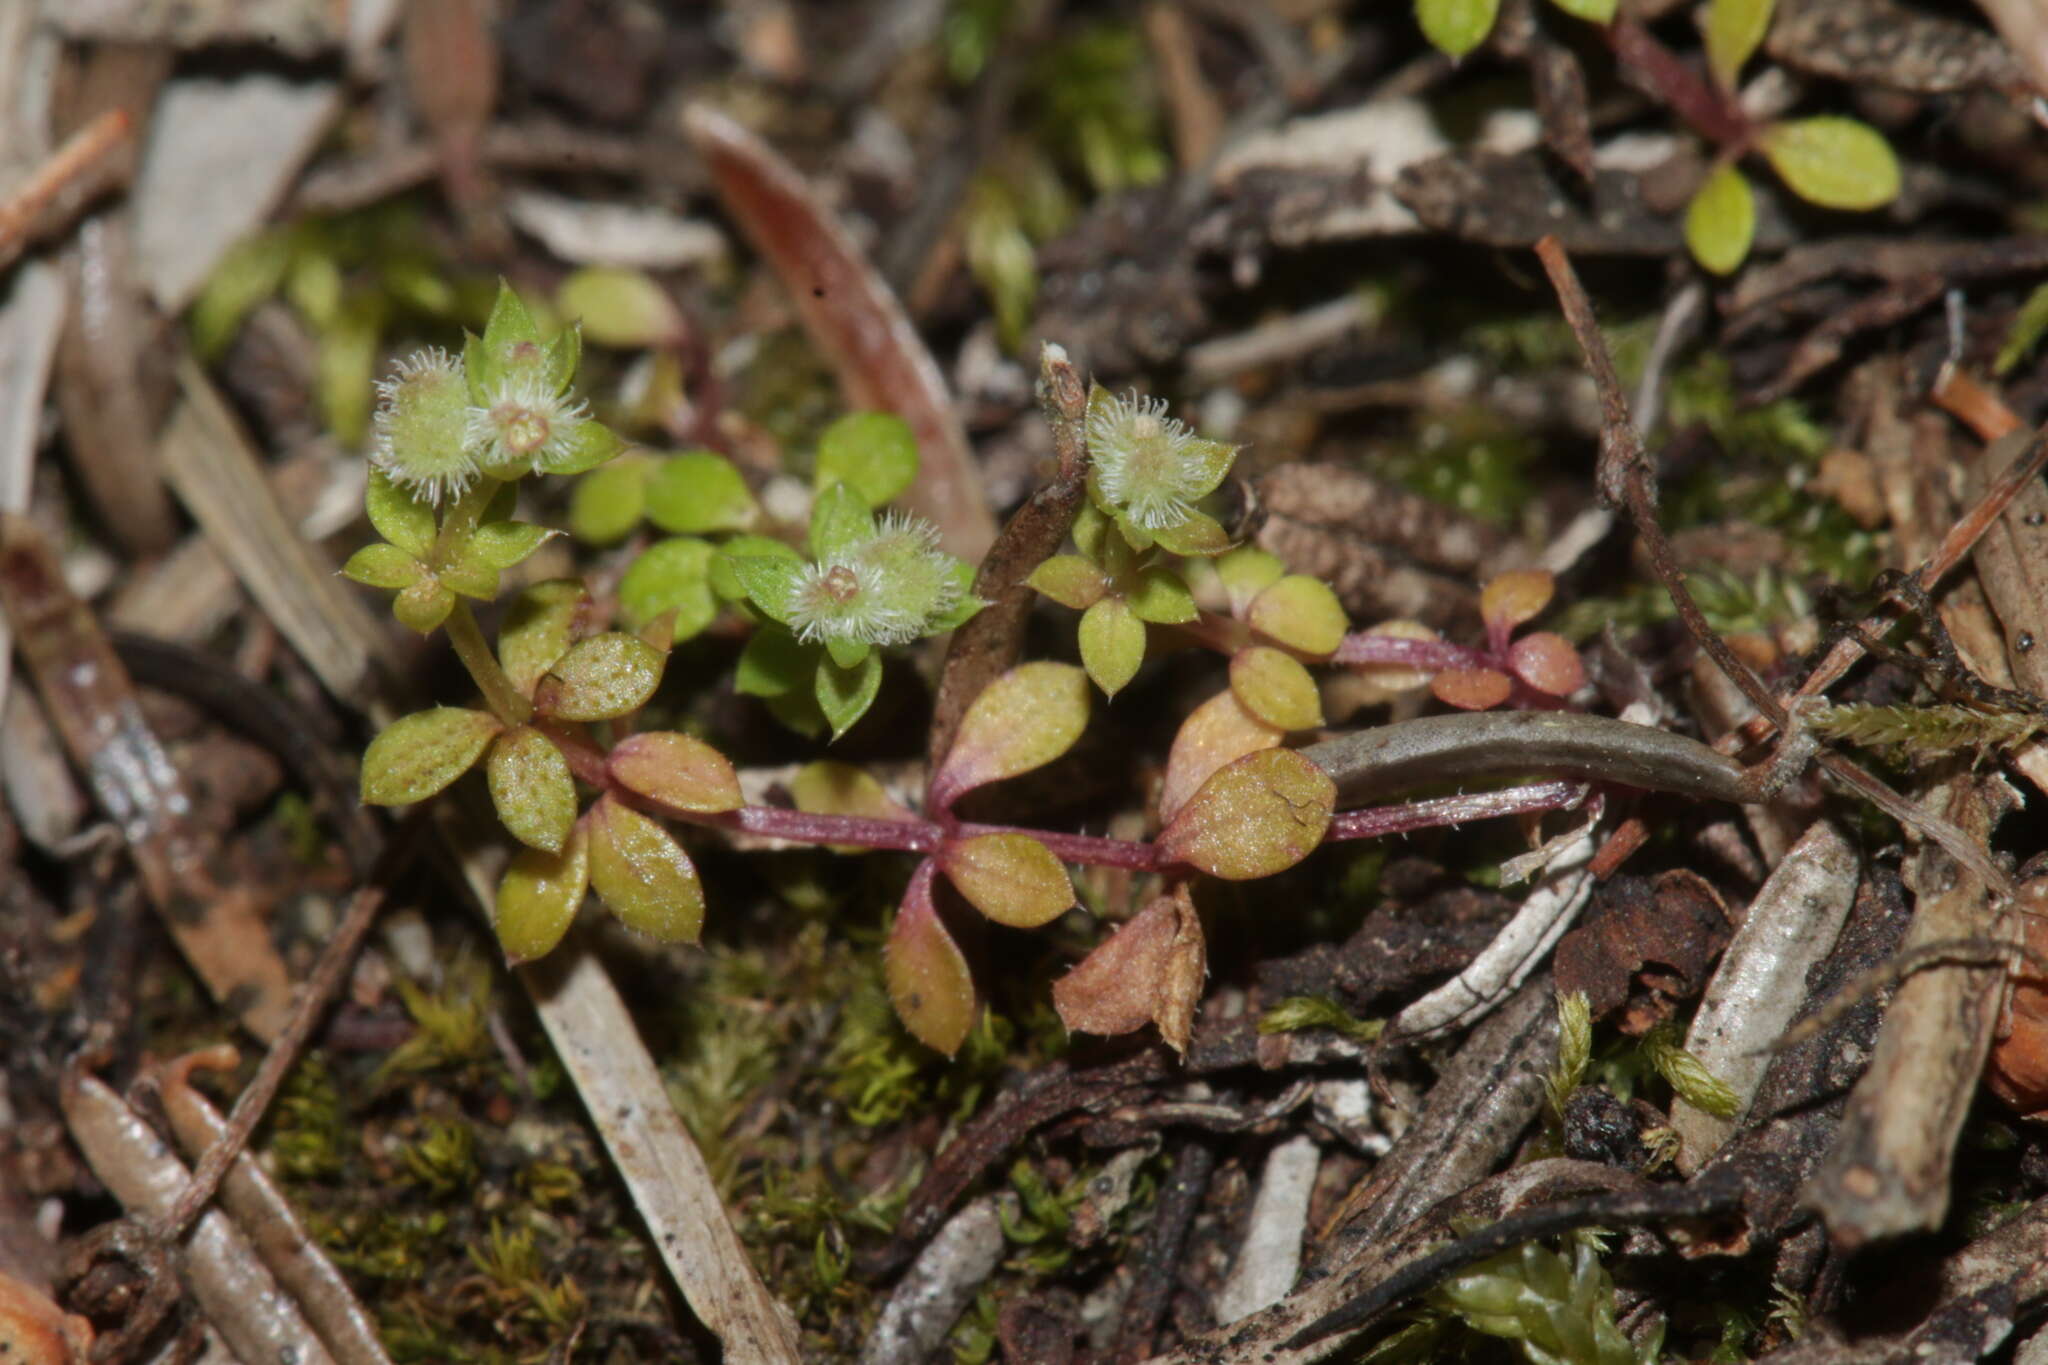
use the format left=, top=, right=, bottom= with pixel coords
left=0, top=109, right=133, bottom=271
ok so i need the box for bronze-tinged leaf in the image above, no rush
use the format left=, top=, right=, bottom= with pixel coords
left=885, top=860, right=977, bottom=1055
left=1229, top=646, right=1324, bottom=731
left=928, top=662, right=1090, bottom=809
left=486, top=725, right=578, bottom=852
left=1431, top=667, right=1513, bottom=711
left=585, top=795, right=705, bottom=943
left=495, top=825, right=590, bottom=964
left=939, top=834, right=1075, bottom=928
left=1508, top=632, right=1587, bottom=697
left=1158, top=687, right=1283, bottom=824
left=1479, top=569, right=1555, bottom=632
left=360, top=707, right=502, bottom=805
left=1157, top=748, right=1335, bottom=881
left=607, top=731, right=742, bottom=814
left=1051, top=884, right=1206, bottom=1053
left=535, top=631, right=665, bottom=722
left=1246, top=574, right=1348, bottom=657
left=499, top=579, right=592, bottom=696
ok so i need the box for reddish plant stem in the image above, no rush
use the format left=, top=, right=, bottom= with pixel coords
left=1333, top=633, right=1493, bottom=672
left=1606, top=19, right=1752, bottom=151
left=1328, top=781, right=1586, bottom=841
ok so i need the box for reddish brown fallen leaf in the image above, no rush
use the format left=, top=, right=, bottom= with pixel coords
left=1053, top=883, right=1207, bottom=1054
left=1987, top=880, right=2048, bottom=1120
left=0, top=1269, right=93, bottom=1365
left=684, top=104, right=995, bottom=561
left=0, top=514, right=296, bottom=1040
left=1553, top=871, right=1732, bottom=1032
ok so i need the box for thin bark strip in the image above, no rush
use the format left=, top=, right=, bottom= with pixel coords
left=683, top=104, right=995, bottom=561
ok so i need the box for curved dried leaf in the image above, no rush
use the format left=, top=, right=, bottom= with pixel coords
left=487, top=726, right=578, bottom=853
left=494, top=825, right=590, bottom=963
left=361, top=707, right=500, bottom=805
left=586, top=795, right=704, bottom=943
left=1052, top=885, right=1206, bottom=1053
left=1230, top=646, right=1324, bottom=731
left=1159, top=687, right=1283, bottom=823
left=608, top=731, right=743, bottom=813
left=885, top=860, right=977, bottom=1055
left=1158, top=748, right=1335, bottom=881
left=931, top=662, right=1090, bottom=806
left=537, top=632, right=665, bottom=721
left=940, top=834, right=1074, bottom=928
left=1248, top=575, right=1348, bottom=657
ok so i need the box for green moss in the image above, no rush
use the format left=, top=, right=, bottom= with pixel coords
left=1379, top=411, right=1537, bottom=525
left=400, top=1115, right=479, bottom=1196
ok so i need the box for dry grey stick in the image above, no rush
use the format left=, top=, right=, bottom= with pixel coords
left=1672, top=820, right=1860, bottom=1171
left=1214, top=1135, right=1321, bottom=1325
left=860, top=1195, right=1007, bottom=1365
left=61, top=1074, right=337, bottom=1365
left=1804, top=775, right=2020, bottom=1245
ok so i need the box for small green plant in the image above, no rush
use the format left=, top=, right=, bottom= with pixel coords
left=348, top=300, right=1609, bottom=1055
left=1431, top=1237, right=1656, bottom=1365
left=1415, top=0, right=1616, bottom=61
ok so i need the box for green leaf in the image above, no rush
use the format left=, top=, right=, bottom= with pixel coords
left=392, top=578, right=456, bottom=634
left=1150, top=511, right=1231, bottom=558
left=317, top=304, right=381, bottom=448
left=1126, top=567, right=1198, bottom=624
left=885, top=860, right=977, bottom=1055
left=1229, top=646, right=1325, bottom=731
left=1547, top=0, right=1615, bottom=20
left=1703, top=0, right=1773, bottom=91
left=791, top=760, right=915, bottom=821
left=191, top=228, right=293, bottom=359
left=437, top=557, right=500, bottom=601
left=1416, top=0, right=1499, bottom=57
left=735, top=626, right=814, bottom=698
left=1259, top=996, right=1383, bottom=1043
left=1684, top=164, right=1756, bottom=276
left=468, top=520, right=558, bottom=571
left=815, top=412, right=919, bottom=508
left=480, top=280, right=542, bottom=371
left=1247, top=575, right=1349, bottom=657
left=1216, top=547, right=1286, bottom=615
left=607, top=731, right=743, bottom=813
left=494, top=825, right=589, bottom=964
left=568, top=457, right=651, bottom=544
left=646, top=451, right=759, bottom=534
left=536, top=632, right=666, bottom=721
left=816, top=651, right=884, bottom=740
left=543, top=320, right=582, bottom=393
left=926, top=562, right=986, bottom=632
left=1078, top=595, right=1146, bottom=697
left=1996, top=281, right=2048, bottom=376
left=366, top=469, right=437, bottom=559
left=341, top=543, right=424, bottom=590
left=618, top=537, right=718, bottom=638
left=930, top=662, right=1090, bottom=807
left=361, top=708, right=501, bottom=805
left=586, top=795, right=704, bottom=943
left=710, top=534, right=802, bottom=601
left=1644, top=1022, right=1741, bottom=1118
left=556, top=265, right=684, bottom=349
left=809, top=480, right=876, bottom=560
left=939, top=834, right=1075, bottom=928
left=540, top=420, right=625, bottom=477
left=499, top=580, right=590, bottom=696
left=1028, top=554, right=1109, bottom=611
left=487, top=726, right=578, bottom=853
left=1071, top=500, right=1112, bottom=562
left=1759, top=117, right=1901, bottom=211
left=1157, top=748, right=1335, bottom=880
left=462, top=330, right=492, bottom=405
left=825, top=634, right=870, bottom=670
left=722, top=553, right=805, bottom=624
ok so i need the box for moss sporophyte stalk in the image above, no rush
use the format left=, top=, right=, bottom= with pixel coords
left=347, top=289, right=1805, bottom=1056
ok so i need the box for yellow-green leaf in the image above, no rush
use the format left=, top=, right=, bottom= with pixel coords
left=930, top=662, right=1090, bottom=807
left=646, top=451, right=759, bottom=535
left=361, top=707, right=501, bottom=805
left=392, top=577, right=456, bottom=634
left=816, top=412, right=919, bottom=508
left=1247, top=574, right=1348, bottom=657
left=1149, top=510, right=1231, bottom=558
left=1547, top=0, right=1615, bottom=21
left=569, top=455, right=652, bottom=544
left=557, top=265, right=685, bottom=349
left=365, top=468, right=436, bottom=559
left=1079, top=595, right=1146, bottom=698
left=607, top=731, right=742, bottom=813
left=1158, top=748, right=1335, bottom=880
left=790, top=760, right=915, bottom=821
left=586, top=795, right=704, bottom=943
left=536, top=632, right=665, bottom=722
left=1417, top=0, right=1499, bottom=57
left=1126, top=568, right=1198, bottom=625
left=1703, top=0, right=1773, bottom=92
left=1759, top=117, right=1901, bottom=212
left=940, top=834, right=1075, bottom=928
left=885, top=860, right=977, bottom=1055
left=1229, top=646, right=1324, bottom=731
left=1028, top=554, right=1109, bottom=611
left=1216, top=547, right=1286, bottom=615
left=487, top=726, right=578, bottom=853
left=816, top=651, right=884, bottom=740
left=341, top=543, right=423, bottom=590
left=494, top=825, right=590, bottom=963
left=499, top=580, right=590, bottom=696
left=1159, top=687, right=1283, bottom=823
left=1684, top=164, right=1756, bottom=276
